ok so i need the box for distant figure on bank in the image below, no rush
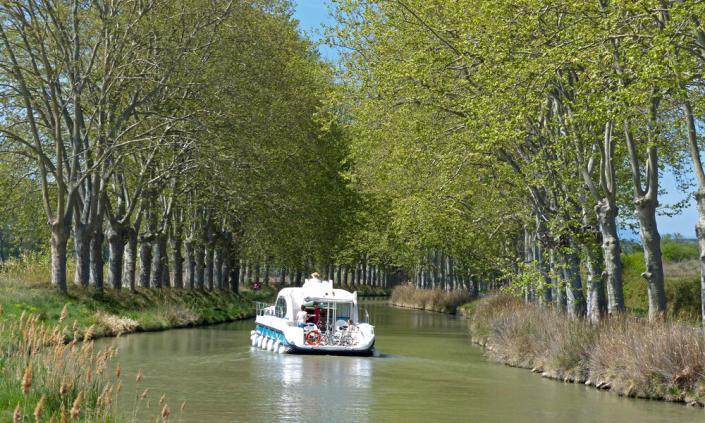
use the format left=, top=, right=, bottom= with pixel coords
left=296, top=305, right=308, bottom=328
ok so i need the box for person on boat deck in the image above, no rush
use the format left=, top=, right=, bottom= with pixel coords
left=296, top=305, right=308, bottom=328
left=313, top=303, right=321, bottom=325
left=310, top=272, right=322, bottom=283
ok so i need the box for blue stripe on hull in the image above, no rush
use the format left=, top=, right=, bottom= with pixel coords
left=255, top=324, right=290, bottom=346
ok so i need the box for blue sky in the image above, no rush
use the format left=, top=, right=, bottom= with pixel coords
left=292, top=1, right=699, bottom=238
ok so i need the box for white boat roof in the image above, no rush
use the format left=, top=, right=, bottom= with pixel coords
left=277, top=278, right=357, bottom=303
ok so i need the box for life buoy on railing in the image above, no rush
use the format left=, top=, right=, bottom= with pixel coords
left=305, top=330, right=322, bottom=346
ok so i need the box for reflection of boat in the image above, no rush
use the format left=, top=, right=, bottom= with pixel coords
left=250, top=278, right=375, bottom=355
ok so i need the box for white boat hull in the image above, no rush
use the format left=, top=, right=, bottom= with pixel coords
left=253, top=314, right=375, bottom=356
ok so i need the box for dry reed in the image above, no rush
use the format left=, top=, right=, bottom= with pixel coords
left=469, top=295, right=705, bottom=404
left=0, top=306, right=122, bottom=420
left=390, top=284, right=475, bottom=313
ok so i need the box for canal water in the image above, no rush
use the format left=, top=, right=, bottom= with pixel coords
left=104, top=301, right=704, bottom=422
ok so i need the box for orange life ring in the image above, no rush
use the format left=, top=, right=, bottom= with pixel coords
left=305, top=329, right=321, bottom=346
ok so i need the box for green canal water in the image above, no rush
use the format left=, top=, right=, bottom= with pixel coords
left=103, top=301, right=704, bottom=422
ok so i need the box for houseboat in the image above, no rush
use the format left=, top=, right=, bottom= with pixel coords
left=250, top=276, right=375, bottom=355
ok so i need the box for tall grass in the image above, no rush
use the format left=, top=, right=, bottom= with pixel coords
left=0, top=252, right=60, bottom=288
left=390, top=284, right=475, bottom=313
left=0, top=307, right=187, bottom=421
left=469, top=295, right=705, bottom=403
left=0, top=308, right=119, bottom=421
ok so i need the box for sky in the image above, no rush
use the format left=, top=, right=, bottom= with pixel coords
left=291, top=0, right=699, bottom=238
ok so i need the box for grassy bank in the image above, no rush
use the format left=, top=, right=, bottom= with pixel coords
left=0, top=284, right=274, bottom=341
left=468, top=295, right=705, bottom=406
left=390, top=284, right=474, bottom=313
left=0, top=278, right=274, bottom=420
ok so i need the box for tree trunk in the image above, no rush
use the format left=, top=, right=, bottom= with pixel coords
left=624, top=113, right=666, bottom=320
left=551, top=250, right=566, bottom=312
left=51, top=225, right=69, bottom=293
left=635, top=197, right=666, bottom=319
left=171, top=235, right=183, bottom=289
left=205, top=245, right=214, bottom=290
left=564, top=248, right=586, bottom=318
left=107, top=225, right=126, bottom=290
left=581, top=211, right=606, bottom=322
left=185, top=239, right=195, bottom=289
left=160, top=238, right=170, bottom=288
left=596, top=199, right=625, bottom=314
left=254, top=262, right=260, bottom=284
left=139, top=237, right=152, bottom=288
left=123, top=227, right=138, bottom=290
left=150, top=234, right=164, bottom=288
left=683, top=100, right=705, bottom=324
left=695, top=191, right=705, bottom=324
left=295, top=270, right=302, bottom=287
left=73, top=222, right=90, bottom=287
left=195, top=243, right=205, bottom=290
left=90, top=228, right=104, bottom=290
left=214, top=245, right=223, bottom=290
left=230, top=254, right=240, bottom=292
left=535, top=218, right=552, bottom=304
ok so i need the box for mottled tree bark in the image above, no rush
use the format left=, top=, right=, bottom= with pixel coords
left=123, top=227, right=138, bottom=290
left=564, top=247, right=586, bottom=318
left=214, top=245, right=223, bottom=290
left=160, top=239, right=170, bottom=288
left=73, top=222, right=90, bottom=287
left=194, top=243, right=205, bottom=290
left=551, top=250, right=566, bottom=312
left=185, top=238, right=195, bottom=289
left=624, top=115, right=665, bottom=320
left=596, top=199, right=624, bottom=313
left=205, top=246, right=214, bottom=290
left=107, top=225, right=126, bottom=290
left=683, top=100, right=705, bottom=324
left=51, top=225, right=70, bottom=293
left=171, top=236, right=183, bottom=289
left=139, top=236, right=152, bottom=288
left=150, top=234, right=164, bottom=288
left=89, top=228, right=104, bottom=290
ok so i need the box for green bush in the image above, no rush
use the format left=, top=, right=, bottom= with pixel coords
left=661, top=239, right=698, bottom=262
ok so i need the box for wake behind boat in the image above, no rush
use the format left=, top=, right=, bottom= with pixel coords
left=250, top=275, right=375, bottom=356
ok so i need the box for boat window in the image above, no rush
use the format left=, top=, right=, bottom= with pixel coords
left=335, top=302, right=353, bottom=321
left=275, top=296, right=287, bottom=318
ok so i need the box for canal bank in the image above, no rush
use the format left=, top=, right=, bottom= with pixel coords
left=102, top=300, right=703, bottom=422
left=467, top=295, right=705, bottom=409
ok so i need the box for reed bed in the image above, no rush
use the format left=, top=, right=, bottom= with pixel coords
left=469, top=295, right=705, bottom=404
left=0, top=306, right=183, bottom=421
left=0, top=306, right=119, bottom=421
left=390, top=284, right=475, bottom=313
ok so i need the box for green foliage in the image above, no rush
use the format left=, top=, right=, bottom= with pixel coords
left=622, top=238, right=700, bottom=319
left=661, top=236, right=699, bottom=262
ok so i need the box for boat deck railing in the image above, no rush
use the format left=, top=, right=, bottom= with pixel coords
left=255, top=301, right=275, bottom=316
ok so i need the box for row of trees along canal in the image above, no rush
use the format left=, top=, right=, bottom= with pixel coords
left=330, top=0, right=705, bottom=322
left=0, top=0, right=397, bottom=294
